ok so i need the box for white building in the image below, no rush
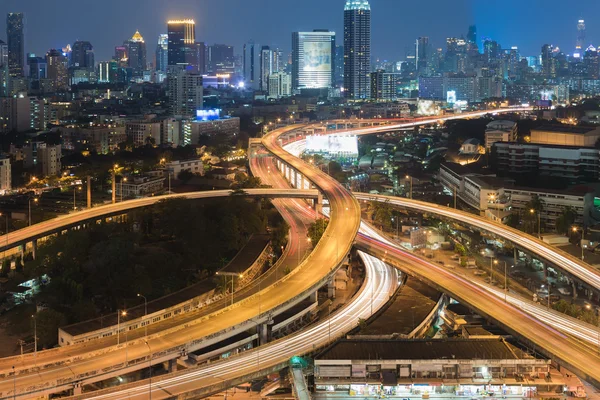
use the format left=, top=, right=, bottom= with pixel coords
left=115, top=175, right=165, bottom=199
left=459, top=138, right=483, bottom=155
left=186, top=117, right=240, bottom=145
left=268, top=72, right=292, bottom=99
left=164, top=159, right=204, bottom=178
left=484, top=120, right=517, bottom=150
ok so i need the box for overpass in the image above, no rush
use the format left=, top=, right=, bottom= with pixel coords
left=0, top=188, right=320, bottom=256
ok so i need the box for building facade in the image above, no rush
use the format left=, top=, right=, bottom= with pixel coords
left=167, top=67, right=203, bottom=116
left=6, top=13, right=24, bottom=77
left=343, top=0, right=371, bottom=99
left=484, top=120, right=517, bottom=150
left=167, top=19, right=197, bottom=69
left=292, top=30, right=335, bottom=91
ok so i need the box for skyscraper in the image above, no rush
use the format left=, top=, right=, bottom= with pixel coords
left=343, top=0, right=371, bottom=99
left=167, top=66, right=203, bottom=116
left=415, top=37, right=430, bottom=76
left=71, top=41, right=94, bottom=70
left=467, top=25, right=477, bottom=46
left=0, top=41, right=8, bottom=96
left=6, top=13, right=24, bottom=77
left=156, top=34, right=168, bottom=72
left=46, top=49, right=69, bottom=90
left=243, top=41, right=261, bottom=89
left=575, top=19, right=586, bottom=57
left=292, top=30, right=335, bottom=91
left=128, top=30, right=147, bottom=76
left=207, top=44, right=235, bottom=75
left=167, top=20, right=196, bottom=69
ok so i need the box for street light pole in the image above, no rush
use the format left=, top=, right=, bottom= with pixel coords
left=28, top=198, right=37, bottom=226
left=117, top=309, right=126, bottom=345
left=144, top=340, right=152, bottom=400
left=137, top=293, right=148, bottom=338
left=405, top=175, right=412, bottom=199
left=32, top=314, right=37, bottom=357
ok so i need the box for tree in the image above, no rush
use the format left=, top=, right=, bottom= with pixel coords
left=308, top=219, right=329, bottom=246
left=555, top=207, right=577, bottom=235
left=505, top=213, right=520, bottom=229
left=34, top=309, right=67, bottom=348
left=177, top=169, right=194, bottom=182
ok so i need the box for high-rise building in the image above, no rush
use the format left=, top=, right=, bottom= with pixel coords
left=167, top=20, right=196, bottom=69
left=268, top=72, right=292, bottom=99
left=195, top=42, right=206, bottom=74
left=71, top=41, right=94, bottom=70
left=484, top=39, right=501, bottom=63
left=0, top=40, right=9, bottom=96
left=292, top=30, right=335, bottom=91
left=167, top=66, right=203, bottom=116
left=207, top=44, right=235, bottom=75
left=576, top=19, right=586, bottom=57
left=243, top=41, right=261, bottom=89
left=334, top=45, right=344, bottom=86
left=415, top=37, right=430, bottom=76
left=467, top=25, right=477, bottom=46
left=541, top=44, right=556, bottom=78
left=343, top=0, right=371, bottom=99
left=260, top=45, right=274, bottom=92
left=128, top=31, right=147, bottom=76
left=155, top=34, right=169, bottom=72
left=27, top=54, right=47, bottom=80
left=370, top=70, right=402, bottom=101
left=6, top=13, right=24, bottom=77
left=46, top=49, right=69, bottom=90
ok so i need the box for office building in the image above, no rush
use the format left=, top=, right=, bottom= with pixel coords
left=242, top=41, right=261, bottom=89
left=115, top=175, right=165, bottom=199
left=167, top=67, right=203, bottom=116
left=207, top=44, right=235, bottom=75
left=260, top=46, right=275, bottom=92
left=155, top=34, right=168, bottom=72
left=127, top=31, right=147, bottom=76
left=0, top=155, right=11, bottom=192
left=167, top=19, right=196, bottom=69
left=27, top=55, right=47, bottom=80
left=541, top=44, right=556, bottom=78
left=97, top=61, right=118, bottom=83
left=6, top=13, right=24, bottom=77
left=125, top=119, right=162, bottom=147
left=415, top=37, right=430, bottom=76
left=194, top=42, right=206, bottom=74
left=46, top=49, right=69, bottom=90
left=484, top=120, right=517, bottom=150
left=575, top=19, right=586, bottom=57
left=334, top=44, right=344, bottom=86
left=292, top=30, right=335, bottom=91
left=70, top=41, right=94, bottom=70
left=187, top=116, right=240, bottom=144
left=268, top=72, right=292, bottom=99
left=0, top=41, right=8, bottom=96
left=343, top=0, right=371, bottom=99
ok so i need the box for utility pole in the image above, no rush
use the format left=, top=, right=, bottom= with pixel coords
left=111, top=167, right=116, bottom=204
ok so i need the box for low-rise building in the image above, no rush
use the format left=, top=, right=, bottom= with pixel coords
left=164, top=158, right=204, bottom=178
left=23, top=142, right=62, bottom=177
left=115, top=175, right=165, bottom=199
left=484, top=120, right=517, bottom=150
left=0, top=155, right=11, bottom=192
left=459, top=138, right=483, bottom=155
left=314, top=339, right=562, bottom=398
left=186, top=117, right=240, bottom=145
left=530, top=124, right=600, bottom=147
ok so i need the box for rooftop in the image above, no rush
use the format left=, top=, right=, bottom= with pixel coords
left=344, top=0, right=371, bottom=11
left=534, top=124, right=600, bottom=134
left=316, top=339, right=535, bottom=361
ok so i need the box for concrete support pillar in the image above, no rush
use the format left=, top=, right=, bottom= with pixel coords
left=258, top=323, right=272, bottom=346
left=87, top=176, right=92, bottom=209
left=299, top=174, right=304, bottom=191
left=31, top=240, right=37, bottom=261
left=163, top=359, right=177, bottom=373
left=328, top=277, right=336, bottom=299
left=73, top=384, right=82, bottom=396
left=309, top=290, right=318, bottom=303
left=314, top=192, right=323, bottom=217
left=513, top=247, right=518, bottom=265
left=543, top=264, right=548, bottom=280
left=572, top=281, right=578, bottom=300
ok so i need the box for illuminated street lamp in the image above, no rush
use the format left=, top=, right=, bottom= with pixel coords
left=530, top=209, right=541, bottom=238
left=117, top=309, right=127, bottom=345
left=573, top=226, right=585, bottom=261
left=405, top=175, right=412, bottom=199
left=28, top=197, right=38, bottom=226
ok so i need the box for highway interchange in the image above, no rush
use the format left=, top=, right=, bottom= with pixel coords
left=4, top=109, right=600, bottom=397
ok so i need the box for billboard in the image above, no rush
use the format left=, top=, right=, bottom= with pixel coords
left=303, top=41, right=331, bottom=72
left=306, top=135, right=358, bottom=156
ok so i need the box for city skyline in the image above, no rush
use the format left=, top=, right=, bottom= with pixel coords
left=0, top=0, right=598, bottom=64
